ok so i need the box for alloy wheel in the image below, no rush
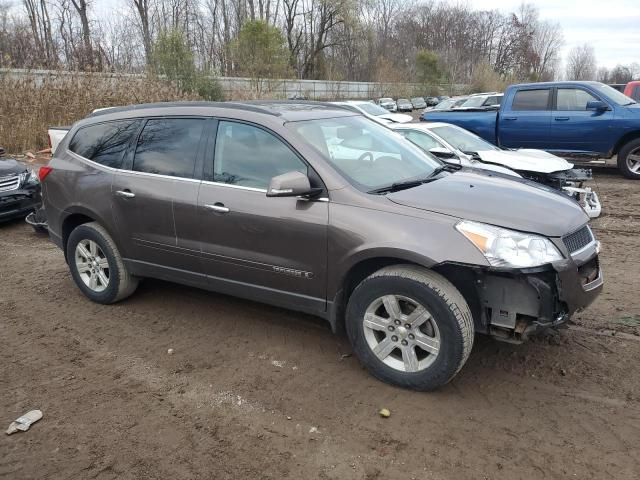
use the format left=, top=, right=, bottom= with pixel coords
left=363, top=294, right=441, bottom=372
left=627, top=147, right=640, bottom=174
left=75, top=239, right=110, bottom=292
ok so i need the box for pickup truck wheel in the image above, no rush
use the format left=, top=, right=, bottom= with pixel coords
left=66, top=222, right=138, bottom=304
left=617, top=139, right=640, bottom=179
left=346, top=265, right=474, bottom=391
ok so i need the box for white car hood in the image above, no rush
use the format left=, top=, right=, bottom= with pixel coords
left=476, top=149, right=573, bottom=174
left=378, top=113, right=412, bottom=123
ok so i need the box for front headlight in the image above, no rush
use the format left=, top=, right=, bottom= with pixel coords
left=456, top=220, right=562, bottom=268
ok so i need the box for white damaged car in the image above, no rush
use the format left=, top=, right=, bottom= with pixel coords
left=392, top=122, right=601, bottom=218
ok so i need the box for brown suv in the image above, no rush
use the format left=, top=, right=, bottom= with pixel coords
left=41, top=101, right=603, bottom=390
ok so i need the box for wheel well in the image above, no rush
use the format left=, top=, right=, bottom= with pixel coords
left=62, top=213, right=94, bottom=257
left=613, top=131, right=640, bottom=155
left=332, top=258, right=483, bottom=335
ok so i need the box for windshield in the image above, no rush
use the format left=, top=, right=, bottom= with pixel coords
left=460, top=96, right=486, bottom=108
left=287, top=116, right=441, bottom=192
left=431, top=125, right=499, bottom=152
left=593, top=83, right=636, bottom=105
left=433, top=99, right=455, bottom=110
left=380, top=98, right=393, bottom=103
left=357, top=102, right=390, bottom=116
left=411, top=97, right=424, bottom=103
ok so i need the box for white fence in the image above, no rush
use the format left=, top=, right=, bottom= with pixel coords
left=0, top=68, right=467, bottom=100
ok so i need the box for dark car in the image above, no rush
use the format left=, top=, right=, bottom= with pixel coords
left=425, top=96, right=440, bottom=107
left=0, top=152, right=41, bottom=223
left=40, top=101, right=603, bottom=391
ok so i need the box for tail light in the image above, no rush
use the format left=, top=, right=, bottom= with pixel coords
left=38, top=166, right=53, bottom=182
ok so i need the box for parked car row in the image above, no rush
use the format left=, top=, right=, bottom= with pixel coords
left=376, top=96, right=446, bottom=112
left=33, top=97, right=604, bottom=392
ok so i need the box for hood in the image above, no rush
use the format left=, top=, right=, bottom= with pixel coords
left=476, top=149, right=573, bottom=174
left=0, top=159, right=28, bottom=176
left=387, top=169, right=588, bottom=237
left=379, top=113, right=412, bottom=123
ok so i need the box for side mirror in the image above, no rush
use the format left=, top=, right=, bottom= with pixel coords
left=429, top=147, right=458, bottom=160
left=586, top=100, right=609, bottom=111
left=266, top=171, right=322, bottom=198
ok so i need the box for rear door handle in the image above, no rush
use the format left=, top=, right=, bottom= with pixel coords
left=204, top=203, right=230, bottom=213
left=555, top=117, right=570, bottom=121
left=503, top=117, right=517, bottom=121
left=115, top=190, right=135, bottom=199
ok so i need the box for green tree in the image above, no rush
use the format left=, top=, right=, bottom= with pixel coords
left=152, top=29, right=223, bottom=100
left=231, top=20, right=292, bottom=95
left=415, top=49, right=442, bottom=86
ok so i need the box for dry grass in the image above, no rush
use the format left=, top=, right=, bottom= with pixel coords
left=0, top=72, right=200, bottom=153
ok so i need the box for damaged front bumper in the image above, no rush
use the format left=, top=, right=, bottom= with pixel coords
left=474, top=241, right=603, bottom=343
left=0, top=187, right=42, bottom=222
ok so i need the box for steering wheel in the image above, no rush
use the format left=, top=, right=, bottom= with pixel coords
left=357, top=151, right=375, bottom=166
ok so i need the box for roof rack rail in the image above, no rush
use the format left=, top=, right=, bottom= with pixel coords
left=87, top=101, right=282, bottom=118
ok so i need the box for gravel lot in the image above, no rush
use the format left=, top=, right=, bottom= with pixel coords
left=1, top=167, right=639, bottom=480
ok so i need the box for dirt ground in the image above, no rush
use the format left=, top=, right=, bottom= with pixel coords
left=1, top=168, right=639, bottom=480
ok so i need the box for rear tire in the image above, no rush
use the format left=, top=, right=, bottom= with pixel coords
left=346, top=265, right=474, bottom=391
left=66, top=222, right=138, bottom=304
left=617, top=138, right=640, bottom=179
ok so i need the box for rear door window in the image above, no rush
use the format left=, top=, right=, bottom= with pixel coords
left=511, top=89, right=550, bottom=111
left=556, top=88, right=599, bottom=111
left=69, top=120, right=141, bottom=168
left=132, top=118, right=205, bottom=178
left=632, top=86, right=640, bottom=102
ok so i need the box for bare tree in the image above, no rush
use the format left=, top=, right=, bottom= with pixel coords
left=566, top=43, right=596, bottom=81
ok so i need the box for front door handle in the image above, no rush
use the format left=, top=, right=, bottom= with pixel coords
left=115, top=190, right=135, bottom=199
left=204, top=203, right=230, bottom=213
left=503, top=117, right=517, bottom=121
left=555, top=117, right=570, bottom=121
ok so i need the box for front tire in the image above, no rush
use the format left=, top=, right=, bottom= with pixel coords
left=66, top=221, right=138, bottom=304
left=617, top=138, right=640, bottom=179
left=346, top=265, right=474, bottom=391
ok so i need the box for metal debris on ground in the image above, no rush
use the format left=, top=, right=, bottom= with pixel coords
left=6, top=410, right=43, bottom=435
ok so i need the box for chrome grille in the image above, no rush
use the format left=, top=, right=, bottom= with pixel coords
left=563, top=225, right=594, bottom=254
left=0, top=174, right=20, bottom=192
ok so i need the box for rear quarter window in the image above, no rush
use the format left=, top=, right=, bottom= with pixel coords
left=69, top=120, right=141, bottom=168
left=511, top=89, right=550, bottom=111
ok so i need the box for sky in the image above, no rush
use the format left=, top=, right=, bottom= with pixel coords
left=96, top=0, right=640, bottom=69
left=473, top=0, right=640, bottom=69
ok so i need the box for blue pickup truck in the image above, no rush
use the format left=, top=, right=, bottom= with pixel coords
left=421, top=81, right=640, bottom=179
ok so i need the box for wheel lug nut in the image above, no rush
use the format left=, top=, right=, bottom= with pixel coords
left=387, top=326, right=394, bottom=331
left=405, top=324, right=411, bottom=329
left=391, top=335, right=398, bottom=342
left=394, top=319, right=401, bottom=325
left=401, top=340, right=408, bottom=346
left=409, top=334, right=415, bottom=340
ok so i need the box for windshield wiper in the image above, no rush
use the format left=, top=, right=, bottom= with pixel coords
left=368, top=167, right=450, bottom=194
